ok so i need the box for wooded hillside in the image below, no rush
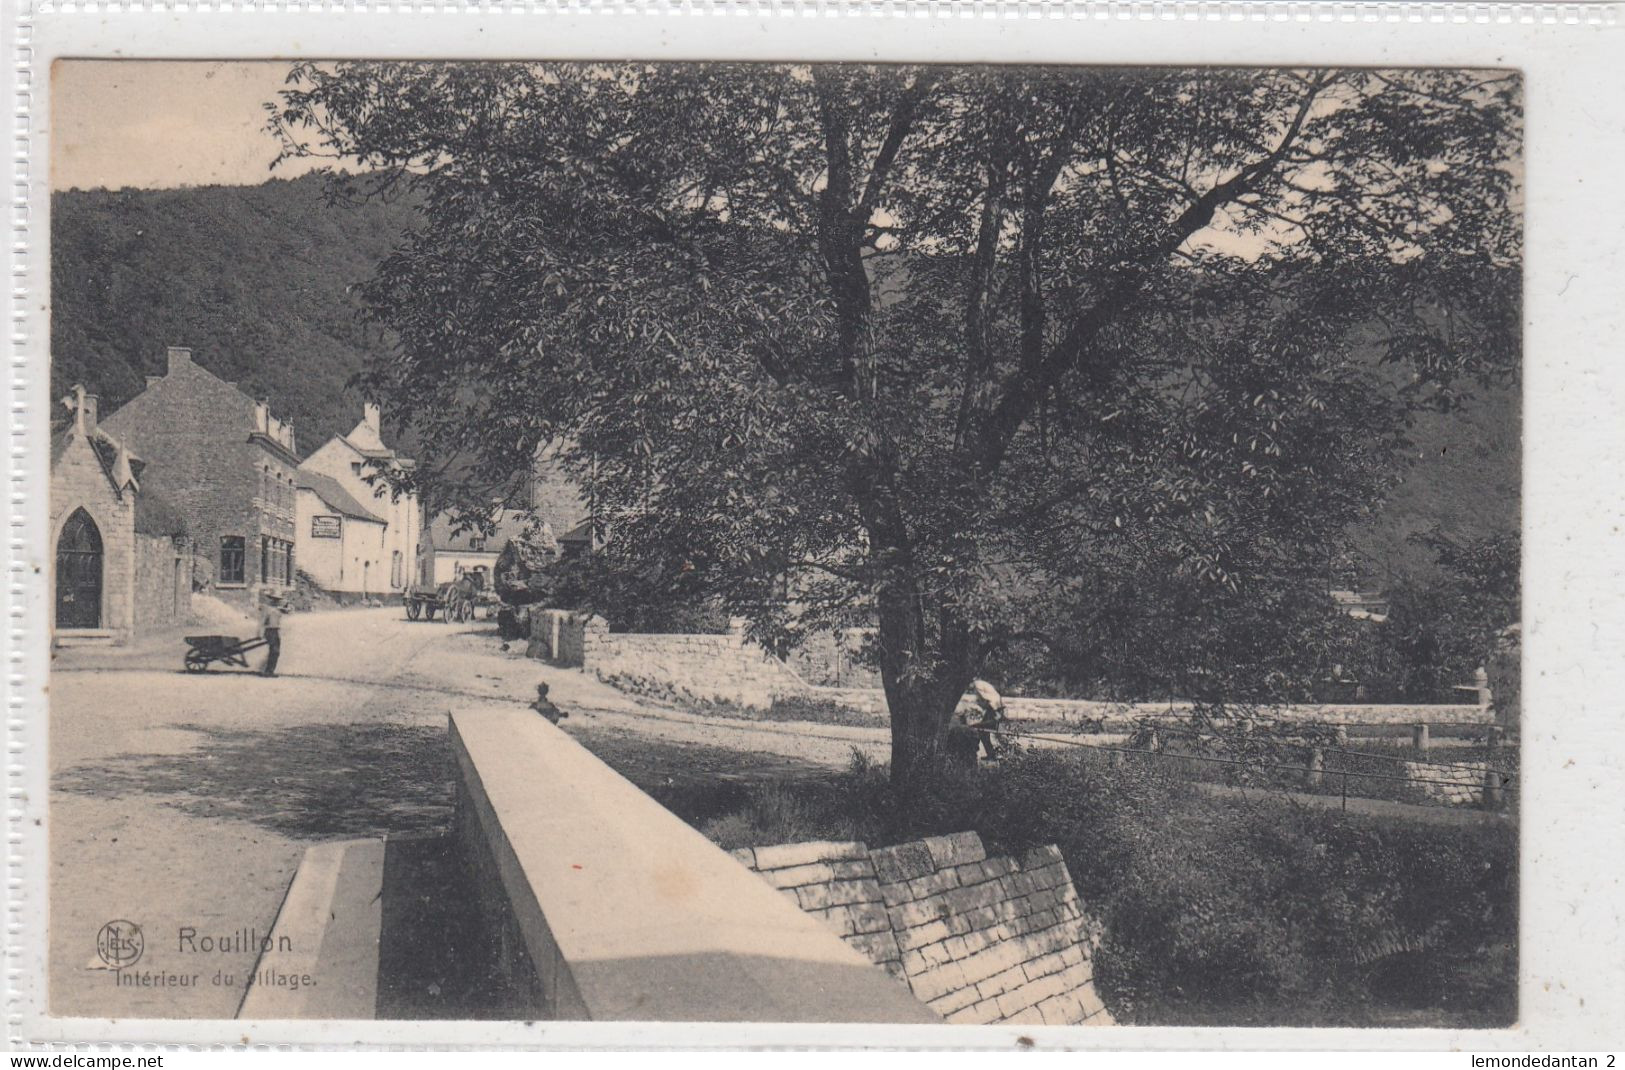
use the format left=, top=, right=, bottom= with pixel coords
left=50, top=174, right=1518, bottom=583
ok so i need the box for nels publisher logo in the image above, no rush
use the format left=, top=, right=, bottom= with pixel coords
left=96, top=920, right=144, bottom=969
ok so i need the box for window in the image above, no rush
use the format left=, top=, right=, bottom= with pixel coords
left=469, top=536, right=486, bottom=551
left=259, top=537, right=294, bottom=586
left=220, top=536, right=245, bottom=585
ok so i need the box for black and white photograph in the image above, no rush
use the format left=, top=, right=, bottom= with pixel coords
left=37, top=55, right=1528, bottom=1031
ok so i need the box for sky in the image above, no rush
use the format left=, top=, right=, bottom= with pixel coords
left=50, top=60, right=1517, bottom=266
left=50, top=61, right=322, bottom=192
left=48, top=59, right=1287, bottom=259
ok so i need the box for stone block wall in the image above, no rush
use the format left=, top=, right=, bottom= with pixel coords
left=100, top=349, right=299, bottom=609
left=588, top=623, right=805, bottom=708
left=796, top=689, right=1493, bottom=728
left=732, top=832, right=1113, bottom=1026
left=133, top=532, right=191, bottom=629
left=533, top=613, right=806, bottom=708
left=528, top=608, right=583, bottom=664
left=51, top=434, right=137, bottom=642
left=1404, top=759, right=1494, bottom=806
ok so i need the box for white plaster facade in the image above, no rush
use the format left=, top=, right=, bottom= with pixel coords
left=298, top=403, right=423, bottom=598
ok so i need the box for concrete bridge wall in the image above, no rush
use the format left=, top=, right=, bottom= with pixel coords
left=449, top=707, right=941, bottom=1023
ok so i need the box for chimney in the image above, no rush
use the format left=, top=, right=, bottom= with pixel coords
left=71, top=384, right=98, bottom=436
left=363, top=402, right=381, bottom=436
left=254, top=399, right=269, bottom=434
left=166, top=346, right=192, bottom=374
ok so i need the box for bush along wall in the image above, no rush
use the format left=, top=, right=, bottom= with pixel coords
left=684, top=748, right=1516, bottom=1028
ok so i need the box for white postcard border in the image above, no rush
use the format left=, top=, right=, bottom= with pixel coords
left=7, top=0, right=1624, bottom=1050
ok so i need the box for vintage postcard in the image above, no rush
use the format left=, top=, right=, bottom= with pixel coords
left=7, top=1, right=1624, bottom=1053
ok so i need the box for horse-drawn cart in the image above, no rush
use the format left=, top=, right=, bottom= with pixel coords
left=404, top=579, right=475, bottom=623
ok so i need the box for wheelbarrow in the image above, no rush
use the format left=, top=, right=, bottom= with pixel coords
left=182, top=634, right=269, bottom=673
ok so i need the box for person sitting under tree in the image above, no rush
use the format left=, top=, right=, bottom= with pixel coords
left=964, top=678, right=1007, bottom=761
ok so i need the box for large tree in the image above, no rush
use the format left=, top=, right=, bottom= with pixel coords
left=272, top=63, right=1520, bottom=787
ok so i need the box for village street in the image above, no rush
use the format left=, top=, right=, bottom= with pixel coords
left=48, top=606, right=890, bottom=1019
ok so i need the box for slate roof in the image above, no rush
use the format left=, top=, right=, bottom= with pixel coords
left=134, top=488, right=189, bottom=537
left=426, top=508, right=535, bottom=553
left=297, top=470, right=388, bottom=525
left=51, top=423, right=144, bottom=497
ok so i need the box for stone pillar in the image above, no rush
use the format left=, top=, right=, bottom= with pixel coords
left=1305, top=747, right=1324, bottom=789
left=1413, top=723, right=1430, bottom=753
left=581, top=614, right=610, bottom=669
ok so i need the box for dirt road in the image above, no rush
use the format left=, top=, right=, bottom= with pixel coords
left=48, top=606, right=886, bottom=1018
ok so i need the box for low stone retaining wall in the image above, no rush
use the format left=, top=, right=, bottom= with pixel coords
left=529, top=612, right=805, bottom=707
left=734, top=832, right=1112, bottom=1026
left=528, top=613, right=1494, bottom=726
left=807, top=688, right=1492, bottom=727
left=1403, top=759, right=1498, bottom=806
left=450, top=707, right=940, bottom=1022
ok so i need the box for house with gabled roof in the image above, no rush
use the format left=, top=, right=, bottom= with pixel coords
left=298, top=402, right=423, bottom=600
left=295, top=470, right=389, bottom=600
left=100, top=346, right=299, bottom=608
left=51, top=385, right=193, bottom=644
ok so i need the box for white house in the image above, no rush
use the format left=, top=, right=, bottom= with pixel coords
left=295, top=471, right=389, bottom=599
left=418, top=508, right=540, bottom=589
left=298, top=403, right=423, bottom=600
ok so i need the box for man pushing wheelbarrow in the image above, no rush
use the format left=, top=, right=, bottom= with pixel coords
left=257, top=590, right=287, bottom=677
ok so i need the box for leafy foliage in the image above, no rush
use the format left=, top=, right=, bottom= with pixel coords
left=1334, top=529, right=1520, bottom=702
left=271, top=63, right=1522, bottom=782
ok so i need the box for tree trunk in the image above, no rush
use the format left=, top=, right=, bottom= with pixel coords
left=872, top=578, right=976, bottom=796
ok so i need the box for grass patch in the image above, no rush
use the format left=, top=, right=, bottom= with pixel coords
left=676, top=747, right=1516, bottom=1028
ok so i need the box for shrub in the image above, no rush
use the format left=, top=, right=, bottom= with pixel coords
left=682, top=748, right=1517, bottom=1027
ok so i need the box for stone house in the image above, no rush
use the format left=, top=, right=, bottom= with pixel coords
left=100, top=346, right=299, bottom=608
left=51, top=386, right=192, bottom=645
left=298, top=403, right=423, bottom=601
left=295, top=471, right=389, bottom=600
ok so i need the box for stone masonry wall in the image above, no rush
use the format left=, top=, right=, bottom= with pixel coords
left=532, top=612, right=805, bottom=708
left=1404, top=759, right=1493, bottom=806
left=101, top=349, right=299, bottom=609
left=586, top=620, right=805, bottom=708
left=732, top=832, right=1113, bottom=1026
left=133, top=532, right=191, bottom=629
left=805, top=687, right=1490, bottom=727
left=52, top=433, right=137, bottom=642
left=527, top=608, right=583, bottom=664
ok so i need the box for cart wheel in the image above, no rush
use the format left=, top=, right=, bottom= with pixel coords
left=406, top=598, right=421, bottom=621
left=454, top=600, right=471, bottom=623
left=184, top=651, right=209, bottom=673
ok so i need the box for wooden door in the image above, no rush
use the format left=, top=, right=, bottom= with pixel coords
left=56, top=509, right=103, bottom=629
